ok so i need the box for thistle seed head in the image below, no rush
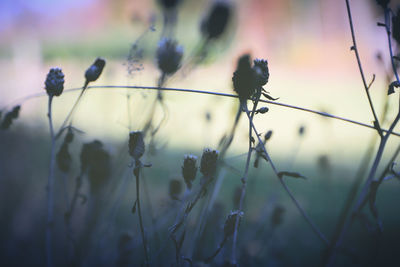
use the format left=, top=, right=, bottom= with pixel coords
left=232, top=54, right=257, bottom=101
left=201, top=1, right=231, bottom=40
left=253, top=59, right=269, bottom=87
left=85, top=57, right=106, bottom=83
left=200, top=148, right=219, bottom=177
left=129, top=131, right=145, bottom=160
left=156, top=38, right=183, bottom=75
left=45, top=68, right=64, bottom=97
left=182, top=154, right=198, bottom=189
left=224, top=210, right=244, bottom=237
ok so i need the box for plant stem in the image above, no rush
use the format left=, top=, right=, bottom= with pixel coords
left=46, top=95, right=55, bottom=267
left=134, top=164, right=150, bottom=267
left=244, top=108, right=329, bottom=245
left=8, top=85, right=400, bottom=138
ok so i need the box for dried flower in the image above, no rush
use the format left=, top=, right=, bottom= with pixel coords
left=169, top=179, right=182, bottom=200
left=45, top=68, right=64, bottom=97
left=0, top=105, right=20, bottom=130
left=129, top=131, right=145, bottom=160
left=80, top=140, right=111, bottom=191
left=158, top=0, right=181, bottom=9
left=200, top=148, right=219, bottom=177
left=201, top=1, right=231, bottom=40
left=224, top=210, right=243, bottom=237
left=182, top=154, right=198, bottom=189
left=156, top=38, right=183, bottom=75
left=232, top=54, right=257, bottom=102
left=85, top=57, right=106, bottom=84
left=392, top=8, right=400, bottom=45
left=253, top=59, right=269, bottom=87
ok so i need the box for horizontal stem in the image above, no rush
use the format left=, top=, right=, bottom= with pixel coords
left=4, top=84, right=400, bottom=137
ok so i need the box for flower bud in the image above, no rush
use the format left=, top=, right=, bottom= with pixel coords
left=200, top=148, right=219, bottom=177
left=232, top=54, right=257, bottom=101
left=201, top=1, right=231, bottom=40
left=182, top=154, right=198, bottom=189
left=129, top=131, right=145, bottom=160
left=224, top=210, right=243, bottom=237
left=45, top=68, right=64, bottom=97
left=253, top=59, right=269, bottom=87
left=1, top=105, right=21, bottom=130
left=156, top=38, right=183, bottom=75
left=85, top=57, right=106, bottom=84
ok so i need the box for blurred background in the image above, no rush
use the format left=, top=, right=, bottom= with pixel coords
left=1, top=0, right=400, bottom=266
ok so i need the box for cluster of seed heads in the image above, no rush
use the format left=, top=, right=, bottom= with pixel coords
left=201, top=1, right=232, bottom=40
left=45, top=68, right=65, bottom=97
left=85, top=57, right=106, bottom=85
left=200, top=148, right=219, bottom=177
left=156, top=38, right=183, bottom=75
left=0, top=105, right=20, bottom=130
left=232, top=54, right=269, bottom=101
left=182, top=154, right=198, bottom=189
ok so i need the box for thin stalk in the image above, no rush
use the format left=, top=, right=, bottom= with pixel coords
left=231, top=98, right=259, bottom=265
left=46, top=95, right=55, bottom=267
left=7, top=85, right=400, bottom=138
left=244, top=108, right=329, bottom=245
left=344, top=0, right=382, bottom=135
left=133, top=165, right=149, bottom=267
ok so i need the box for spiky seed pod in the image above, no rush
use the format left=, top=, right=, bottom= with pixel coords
left=80, top=140, right=111, bottom=191
left=253, top=59, right=269, bottom=87
left=45, top=68, right=64, bottom=97
left=271, top=205, right=285, bottom=227
left=129, top=131, right=145, bottom=160
left=201, top=1, right=231, bottom=40
left=182, top=154, right=198, bottom=189
left=158, top=0, right=181, bottom=9
left=169, top=179, right=182, bottom=200
left=232, top=54, right=257, bottom=102
left=393, top=9, right=400, bottom=45
left=375, top=0, right=390, bottom=9
left=200, top=148, right=219, bottom=177
left=223, top=210, right=243, bottom=237
left=156, top=38, right=183, bottom=75
left=85, top=57, right=106, bottom=84
left=1, top=105, right=20, bottom=130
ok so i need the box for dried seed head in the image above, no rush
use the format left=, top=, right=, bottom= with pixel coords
left=85, top=57, right=106, bottom=84
left=253, top=59, right=269, bottom=87
left=80, top=140, right=111, bottom=192
left=45, top=68, right=64, bottom=97
left=200, top=148, right=219, bottom=177
left=393, top=9, right=400, bottom=45
left=129, top=131, right=145, bottom=160
left=1, top=105, right=20, bottom=130
left=158, top=0, right=181, bottom=9
left=201, top=1, right=231, bottom=40
left=271, top=205, right=285, bottom=227
left=56, top=142, right=72, bottom=173
left=224, top=210, right=244, bottom=237
left=169, top=179, right=182, bottom=200
left=182, top=154, right=198, bottom=189
left=264, top=130, right=273, bottom=141
left=232, top=54, right=257, bottom=101
left=156, top=38, right=183, bottom=75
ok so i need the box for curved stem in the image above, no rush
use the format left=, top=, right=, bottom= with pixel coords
left=46, top=95, right=55, bottom=267
left=6, top=85, right=400, bottom=138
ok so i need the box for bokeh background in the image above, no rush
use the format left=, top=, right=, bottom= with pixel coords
left=1, top=0, right=400, bottom=266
